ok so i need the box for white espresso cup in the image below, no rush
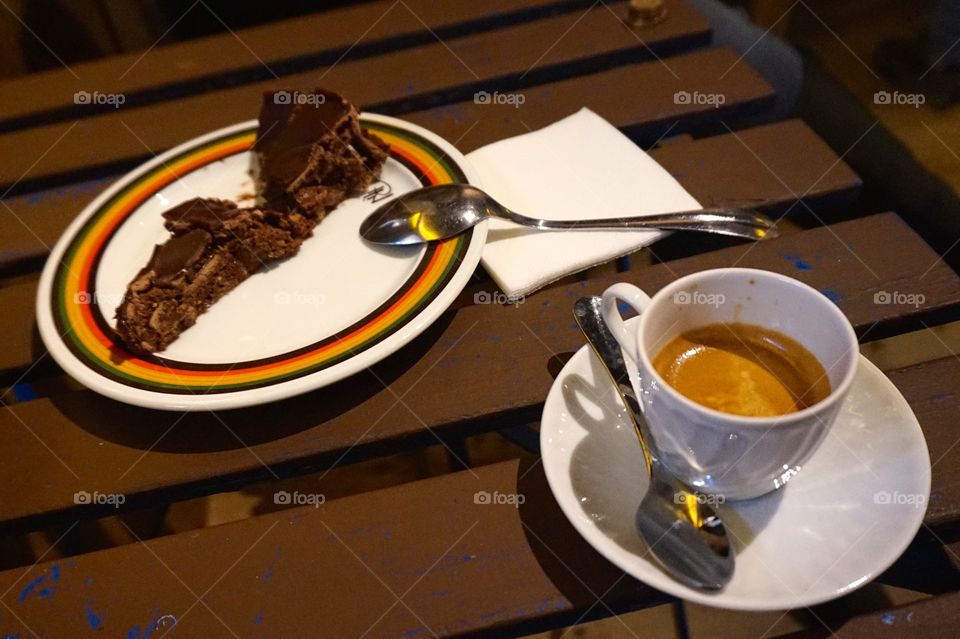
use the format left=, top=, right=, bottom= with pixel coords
left=600, top=267, right=859, bottom=500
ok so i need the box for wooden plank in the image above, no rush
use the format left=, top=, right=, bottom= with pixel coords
left=0, top=118, right=856, bottom=275
left=0, top=213, right=958, bottom=532
left=0, top=1, right=720, bottom=192
left=0, top=459, right=667, bottom=638
left=885, top=356, right=960, bottom=529
left=0, top=0, right=610, bottom=128
left=0, top=277, right=41, bottom=376
left=783, top=589, right=960, bottom=638
left=652, top=119, right=860, bottom=212
left=407, top=58, right=773, bottom=155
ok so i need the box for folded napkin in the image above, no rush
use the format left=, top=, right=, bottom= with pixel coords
left=467, top=108, right=701, bottom=298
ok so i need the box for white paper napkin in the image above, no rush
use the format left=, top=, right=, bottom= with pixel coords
left=467, top=108, right=701, bottom=298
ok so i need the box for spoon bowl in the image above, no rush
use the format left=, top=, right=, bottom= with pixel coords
left=360, top=184, right=778, bottom=245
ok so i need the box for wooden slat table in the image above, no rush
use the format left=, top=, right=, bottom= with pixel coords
left=1, top=1, right=958, bottom=636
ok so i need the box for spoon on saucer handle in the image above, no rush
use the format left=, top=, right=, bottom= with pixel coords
left=359, top=184, right=778, bottom=245
left=574, top=296, right=735, bottom=591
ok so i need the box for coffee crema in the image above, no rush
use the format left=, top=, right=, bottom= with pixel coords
left=652, top=322, right=831, bottom=417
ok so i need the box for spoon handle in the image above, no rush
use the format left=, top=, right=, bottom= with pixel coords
left=504, top=207, right=778, bottom=240
left=573, top=296, right=657, bottom=475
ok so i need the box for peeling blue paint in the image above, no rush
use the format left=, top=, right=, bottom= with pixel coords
left=262, top=548, right=282, bottom=583
left=819, top=288, right=842, bottom=305
left=18, top=563, right=64, bottom=603
left=126, top=608, right=160, bottom=638
left=84, top=600, right=104, bottom=630
left=781, top=253, right=814, bottom=270
left=10, top=384, right=36, bottom=402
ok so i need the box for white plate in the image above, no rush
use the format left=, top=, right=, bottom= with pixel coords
left=540, top=322, right=931, bottom=610
left=36, top=115, right=485, bottom=411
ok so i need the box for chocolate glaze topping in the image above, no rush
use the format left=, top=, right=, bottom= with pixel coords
left=163, top=198, right=239, bottom=234
left=147, top=228, right=212, bottom=284
left=255, top=89, right=353, bottom=187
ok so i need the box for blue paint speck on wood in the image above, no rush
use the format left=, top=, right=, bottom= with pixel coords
left=11, top=384, right=36, bottom=402
left=254, top=612, right=264, bottom=625
left=17, top=576, right=45, bottom=603
left=262, top=548, right=281, bottom=582
left=18, top=562, right=68, bottom=603
left=127, top=608, right=160, bottom=638
left=84, top=600, right=104, bottom=630
left=881, top=612, right=895, bottom=625
left=819, top=289, right=842, bottom=305
left=781, top=253, right=813, bottom=271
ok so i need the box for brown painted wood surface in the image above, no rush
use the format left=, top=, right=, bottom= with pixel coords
left=0, top=0, right=693, bottom=126
left=0, top=421, right=957, bottom=639
left=1, top=1, right=957, bottom=633
left=0, top=459, right=663, bottom=638
left=784, top=589, right=960, bottom=638
left=1, top=213, right=958, bottom=533
left=0, top=118, right=855, bottom=275
left=0, top=1, right=723, bottom=190
left=885, top=357, right=960, bottom=529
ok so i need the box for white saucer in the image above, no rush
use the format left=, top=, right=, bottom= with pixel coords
left=540, top=322, right=931, bottom=610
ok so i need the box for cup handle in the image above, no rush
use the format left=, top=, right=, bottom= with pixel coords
left=600, top=283, right=652, bottom=361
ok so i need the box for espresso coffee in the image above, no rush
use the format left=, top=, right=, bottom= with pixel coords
left=652, top=322, right=831, bottom=417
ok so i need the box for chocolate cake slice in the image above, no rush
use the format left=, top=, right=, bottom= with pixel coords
left=115, top=90, right=389, bottom=354
left=256, top=89, right=389, bottom=217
